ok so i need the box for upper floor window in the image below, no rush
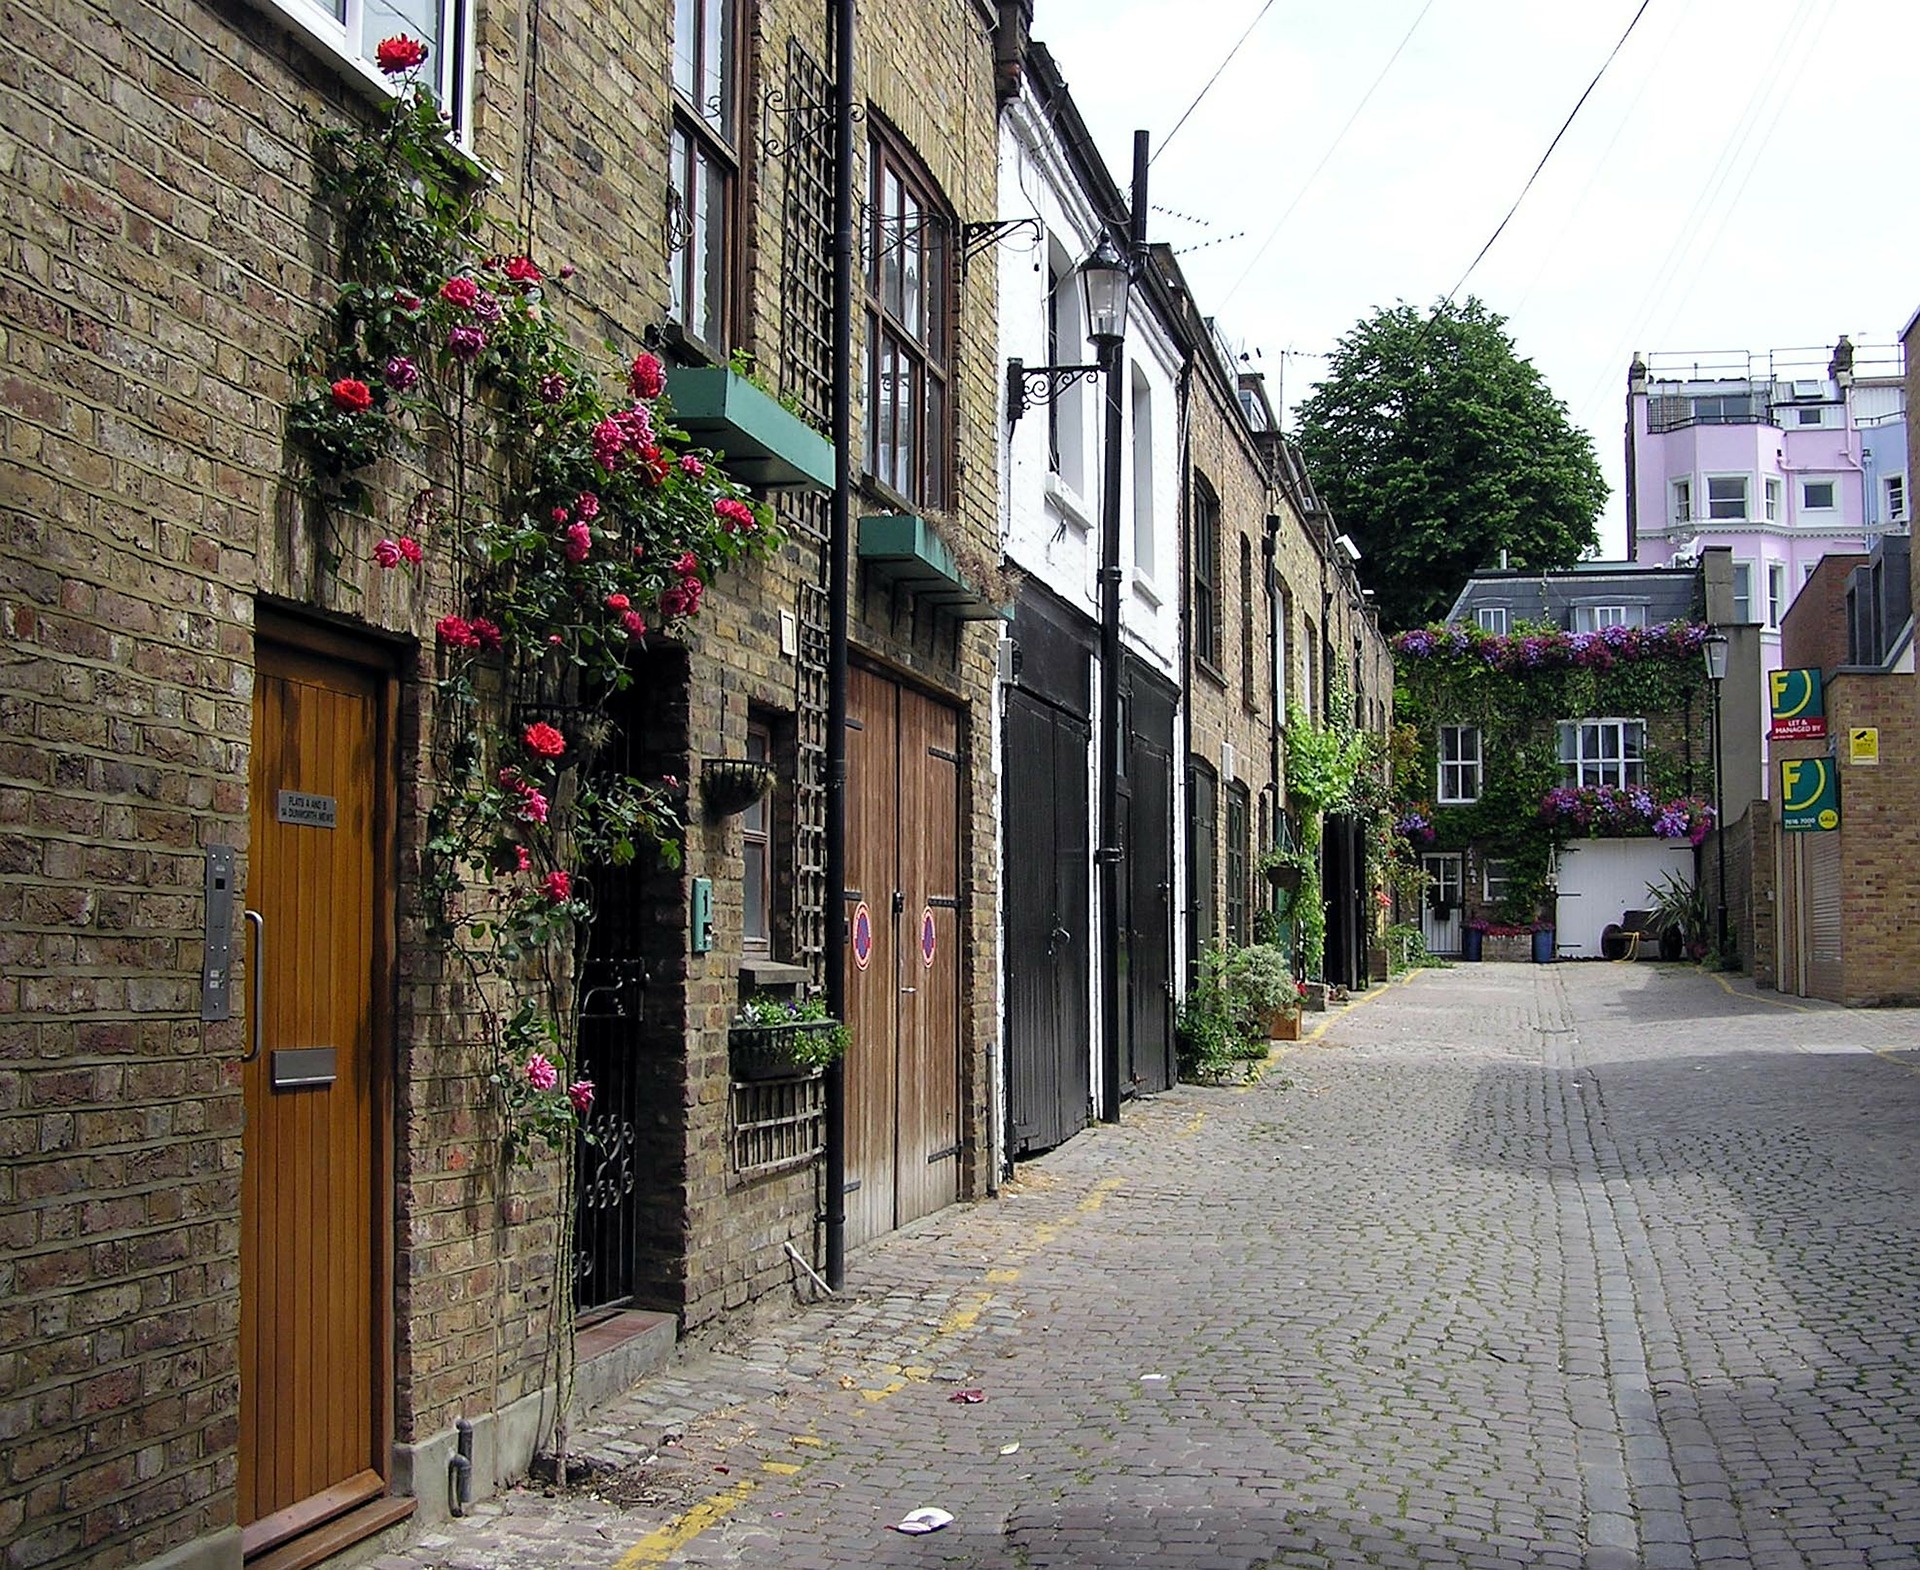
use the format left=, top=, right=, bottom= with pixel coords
left=866, top=132, right=951, bottom=509
left=1046, top=245, right=1086, bottom=491
left=1572, top=604, right=1645, bottom=633
left=1767, top=561, right=1787, bottom=629
left=1802, top=479, right=1837, bottom=512
left=1476, top=606, right=1509, bottom=634
left=1130, top=369, right=1154, bottom=578
left=1670, top=477, right=1692, bottom=524
left=1887, top=474, right=1909, bottom=525
left=1795, top=406, right=1825, bottom=426
left=1438, top=725, right=1481, bottom=804
left=1558, top=718, right=1647, bottom=789
left=1239, top=535, right=1256, bottom=709
left=1192, top=479, right=1221, bottom=671
left=1707, top=475, right=1748, bottom=520
left=1765, top=477, right=1783, bottom=522
left=268, top=0, right=474, bottom=139
left=1732, top=560, right=1754, bottom=624
left=669, top=0, right=740, bottom=355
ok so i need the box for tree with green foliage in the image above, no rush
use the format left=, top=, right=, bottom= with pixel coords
left=1293, top=297, right=1607, bottom=629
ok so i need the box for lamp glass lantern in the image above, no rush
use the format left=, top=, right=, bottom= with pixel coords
left=1079, top=236, right=1130, bottom=349
left=1702, top=629, right=1730, bottom=683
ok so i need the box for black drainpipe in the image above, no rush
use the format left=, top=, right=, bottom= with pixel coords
left=1097, top=135, right=1147, bottom=1123
left=823, top=0, right=854, bottom=1292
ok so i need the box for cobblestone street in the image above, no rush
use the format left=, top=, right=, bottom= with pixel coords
left=379, top=964, right=1920, bottom=1570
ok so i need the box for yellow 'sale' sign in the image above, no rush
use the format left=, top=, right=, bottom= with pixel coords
left=1779, top=757, right=1840, bottom=832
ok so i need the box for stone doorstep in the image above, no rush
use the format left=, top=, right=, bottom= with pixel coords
left=390, top=1308, right=677, bottom=1529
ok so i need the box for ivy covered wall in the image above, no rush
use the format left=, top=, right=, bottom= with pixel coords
left=1392, top=623, right=1717, bottom=925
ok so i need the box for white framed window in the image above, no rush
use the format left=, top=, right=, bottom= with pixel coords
left=1483, top=857, right=1510, bottom=904
left=1731, top=560, right=1753, bottom=623
left=1767, top=561, right=1786, bottom=628
left=1557, top=718, right=1647, bottom=789
left=1886, top=474, right=1908, bottom=524
left=1802, top=479, right=1837, bottom=512
left=1707, top=474, right=1749, bottom=521
left=1476, top=606, right=1508, bottom=634
left=742, top=721, right=773, bottom=953
left=1803, top=561, right=1818, bottom=584
left=669, top=0, right=742, bottom=356
left=1670, top=477, right=1692, bottom=524
left=256, top=0, right=474, bottom=140
left=1795, top=406, right=1825, bottom=426
left=1130, top=367, right=1153, bottom=580
left=1572, top=604, right=1645, bottom=633
left=1437, top=725, right=1482, bottom=805
left=1765, top=477, right=1783, bottom=522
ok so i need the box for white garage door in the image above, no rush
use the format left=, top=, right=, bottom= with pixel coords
left=1554, top=838, right=1697, bottom=958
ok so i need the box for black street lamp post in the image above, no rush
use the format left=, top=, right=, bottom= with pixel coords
left=1702, top=628, right=1730, bottom=960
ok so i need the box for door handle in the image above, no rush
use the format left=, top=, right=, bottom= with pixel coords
left=243, top=909, right=264, bottom=1064
left=1049, top=925, right=1071, bottom=953
left=900, top=986, right=917, bottom=995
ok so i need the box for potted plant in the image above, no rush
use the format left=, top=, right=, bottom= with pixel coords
left=1217, top=943, right=1303, bottom=1043
left=728, top=993, right=850, bottom=1080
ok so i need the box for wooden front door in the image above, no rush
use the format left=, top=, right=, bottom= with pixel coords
left=844, top=667, right=961, bottom=1247
left=241, top=633, right=391, bottom=1552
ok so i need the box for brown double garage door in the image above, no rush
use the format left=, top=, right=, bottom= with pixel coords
left=843, top=666, right=962, bottom=1248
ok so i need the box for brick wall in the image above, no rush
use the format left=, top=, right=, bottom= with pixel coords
left=1828, top=672, right=1920, bottom=1005
left=3, top=0, right=1007, bottom=1565
left=1781, top=553, right=1866, bottom=674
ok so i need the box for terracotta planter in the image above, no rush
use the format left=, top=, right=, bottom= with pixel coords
left=1266, top=1010, right=1301, bottom=1042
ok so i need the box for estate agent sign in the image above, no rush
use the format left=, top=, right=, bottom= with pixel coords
left=1780, top=757, right=1840, bottom=832
left=1768, top=668, right=1827, bottom=741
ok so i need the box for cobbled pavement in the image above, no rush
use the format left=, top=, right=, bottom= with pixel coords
left=373, top=964, right=1920, bottom=1570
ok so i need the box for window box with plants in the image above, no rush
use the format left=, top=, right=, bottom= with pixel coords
left=728, top=994, right=850, bottom=1081
left=664, top=359, right=835, bottom=495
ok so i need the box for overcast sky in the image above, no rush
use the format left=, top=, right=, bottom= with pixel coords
left=1029, top=0, right=1919, bottom=560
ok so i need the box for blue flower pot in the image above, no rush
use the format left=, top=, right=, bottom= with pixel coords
left=1531, top=927, right=1556, bottom=964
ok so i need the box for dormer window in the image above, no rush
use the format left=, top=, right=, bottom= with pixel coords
left=1571, top=604, right=1645, bottom=633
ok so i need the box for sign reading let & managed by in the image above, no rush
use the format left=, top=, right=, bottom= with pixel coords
left=1768, top=668, right=1827, bottom=741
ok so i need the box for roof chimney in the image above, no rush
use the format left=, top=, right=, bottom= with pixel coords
left=1829, top=334, right=1855, bottom=387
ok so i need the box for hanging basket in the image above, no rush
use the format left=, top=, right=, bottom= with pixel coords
left=1264, top=862, right=1303, bottom=895
left=701, top=757, right=777, bottom=818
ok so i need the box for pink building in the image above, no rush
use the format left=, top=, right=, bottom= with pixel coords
left=1627, top=336, right=1908, bottom=764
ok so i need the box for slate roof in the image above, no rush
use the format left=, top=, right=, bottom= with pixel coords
left=1445, top=563, right=1700, bottom=630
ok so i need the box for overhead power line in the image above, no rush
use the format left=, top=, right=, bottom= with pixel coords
left=1152, top=0, right=1282, bottom=164
left=1446, top=0, right=1654, bottom=303
left=1219, top=0, right=1437, bottom=309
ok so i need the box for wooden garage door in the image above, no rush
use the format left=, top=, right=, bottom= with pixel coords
left=1803, top=828, right=1844, bottom=1002
left=241, top=635, right=392, bottom=1553
left=844, top=667, right=961, bottom=1247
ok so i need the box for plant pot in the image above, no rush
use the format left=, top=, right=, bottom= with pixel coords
left=1531, top=927, right=1556, bottom=964
left=1266, top=1010, right=1300, bottom=1042
left=727, top=1020, right=840, bottom=1081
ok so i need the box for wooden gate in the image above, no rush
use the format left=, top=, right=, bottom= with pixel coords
left=844, top=666, right=961, bottom=1246
left=1121, top=671, right=1175, bottom=1095
left=1003, top=688, right=1090, bottom=1156
left=242, top=630, right=395, bottom=1555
